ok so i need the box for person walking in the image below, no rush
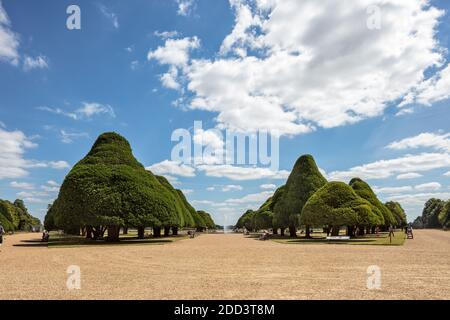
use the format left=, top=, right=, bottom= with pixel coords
left=0, top=224, right=5, bottom=251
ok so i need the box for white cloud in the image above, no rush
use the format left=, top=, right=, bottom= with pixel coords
left=0, top=1, right=19, bottom=65
left=387, top=132, right=450, bottom=153
left=197, top=164, right=289, bottom=181
left=48, top=161, right=70, bottom=170
left=225, top=191, right=273, bottom=205
left=181, top=189, right=194, bottom=194
left=47, top=180, right=59, bottom=187
left=444, top=171, right=450, bottom=177
left=150, top=0, right=447, bottom=136
left=130, top=60, right=139, bottom=70
left=222, top=184, right=243, bottom=192
left=260, top=183, right=276, bottom=190
left=176, top=0, right=196, bottom=16
left=206, top=186, right=215, bottom=191
left=193, top=128, right=225, bottom=164
left=98, top=4, right=119, bottom=29
left=0, top=128, right=37, bottom=179
left=396, top=172, right=423, bottom=180
left=76, top=102, right=115, bottom=119
left=60, top=130, right=89, bottom=144
left=10, top=181, right=35, bottom=190
left=373, top=186, right=413, bottom=195
left=23, top=55, right=49, bottom=71
left=387, top=192, right=450, bottom=207
left=154, top=30, right=180, bottom=39
left=328, top=153, right=450, bottom=181
left=401, top=63, right=450, bottom=107
left=146, top=160, right=196, bottom=177
left=148, top=36, right=200, bottom=68
left=415, top=182, right=441, bottom=192
left=38, top=102, right=115, bottom=120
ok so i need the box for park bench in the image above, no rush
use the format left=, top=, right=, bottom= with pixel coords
left=326, top=236, right=350, bottom=241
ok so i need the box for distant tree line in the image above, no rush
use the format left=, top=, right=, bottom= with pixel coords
left=412, top=198, right=450, bottom=229
left=44, top=132, right=215, bottom=241
left=0, top=199, right=41, bottom=232
left=236, top=155, right=407, bottom=238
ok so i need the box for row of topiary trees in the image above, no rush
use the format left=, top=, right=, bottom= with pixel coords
left=236, top=155, right=407, bottom=238
left=44, top=132, right=215, bottom=241
left=0, top=199, right=41, bottom=232
left=412, top=198, right=450, bottom=229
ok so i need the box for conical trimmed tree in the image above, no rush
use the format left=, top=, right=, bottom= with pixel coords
left=349, top=178, right=395, bottom=233
left=51, top=132, right=178, bottom=241
left=300, top=182, right=383, bottom=236
left=273, top=155, right=327, bottom=237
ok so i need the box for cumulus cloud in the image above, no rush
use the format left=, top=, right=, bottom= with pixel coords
left=373, top=186, right=413, bottom=195
left=197, top=164, right=289, bottom=181
left=225, top=190, right=273, bottom=205
left=387, top=132, right=450, bottom=153
left=328, top=153, right=450, bottom=181
left=0, top=128, right=68, bottom=179
left=260, top=183, right=276, bottom=190
left=222, top=184, right=243, bottom=192
left=23, top=55, right=49, bottom=71
left=10, top=181, right=35, bottom=190
left=146, top=160, right=196, bottom=177
left=60, top=130, right=89, bottom=144
left=176, top=0, right=196, bottom=16
left=150, top=0, right=448, bottom=136
left=396, top=172, right=423, bottom=180
left=0, top=1, right=19, bottom=65
left=0, top=128, right=37, bottom=179
left=415, top=182, right=441, bottom=192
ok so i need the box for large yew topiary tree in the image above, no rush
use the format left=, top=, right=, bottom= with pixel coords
left=349, top=178, right=394, bottom=232
left=51, top=132, right=178, bottom=241
left=439, top=201, right=450, bottom=228
left=0, top=199, right=40, bottom=232
left=385, top=201, right=407, bottom=227
left=300, top=182, right=383, bottom=236
left=273, top=155, right=327, bottom=237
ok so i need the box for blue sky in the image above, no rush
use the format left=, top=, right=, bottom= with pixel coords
left=1, top=0, right=450, bottom=226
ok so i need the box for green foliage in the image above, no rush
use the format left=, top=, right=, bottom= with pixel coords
left=420, top=198, right=445, bottom=228
left=385, top=201, right=407, bottom=227
left=52, top=132, right=179, bottom=232
left=274, top=155, right=327, bottom=228
left=438, top=201, right=450, bottom=228
left=236, top=210, right=256, bottom=230
left=253, top=211, right=273, bottom=230
left=349, top=178, right=394, bottom=226
left=197, top=210, right=216, bottom=229
left=300, top=182, right=382, bottom=227
left=0, top=199, right=40, bottom=232
left=155, top=175, right=196, bottom=228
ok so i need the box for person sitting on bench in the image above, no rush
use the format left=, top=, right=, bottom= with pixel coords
left=42, top=230, right=49, bottom=242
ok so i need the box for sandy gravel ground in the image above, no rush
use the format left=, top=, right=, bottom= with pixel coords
left=0, top=230, right=449, bottom=300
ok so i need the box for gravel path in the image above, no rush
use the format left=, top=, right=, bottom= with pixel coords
left=0, top=230, right=449, bottom=300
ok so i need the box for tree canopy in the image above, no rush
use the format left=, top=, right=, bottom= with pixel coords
left=349, top=178, right=395, bottom=226
left=50, top=132, right=179, bottom=240
left=439, top=201, right=450, bottom=228
left=385, top=201, right=407, bottom=227
left=300, top=182, right=383, bottom=228
left=273, top=155, right=327, bottom=236
left=0, top=199, right=40, bottom=232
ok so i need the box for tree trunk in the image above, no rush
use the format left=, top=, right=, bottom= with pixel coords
left=137, top=226, right=145, bottom=239
left=288, top=225, right=297, bottom=238
left=171, top=226, right=178, bottom=236
left=346, top=226, right=354, bottom=238
left=272, top=228, right=278, bottom=235
left=371, top=226, right=376, bottom=234
left=164, top=226, right=170, bottom=237
left=358, top=226, right=365, bottom=236
left=81, top=226, right=86, bottom=237
left=153, top=226, right=161, bottom=238
left=122, top=227, right=128, bottom=235
left=86, top=226, right=93, bottom=239
left=331, top=226, right=340, bottom=236
left=305, top=225, right=312, bottom=239
left=280, top=228, right=285, bottom=236
left=106, top=226, right=120, bottom=242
